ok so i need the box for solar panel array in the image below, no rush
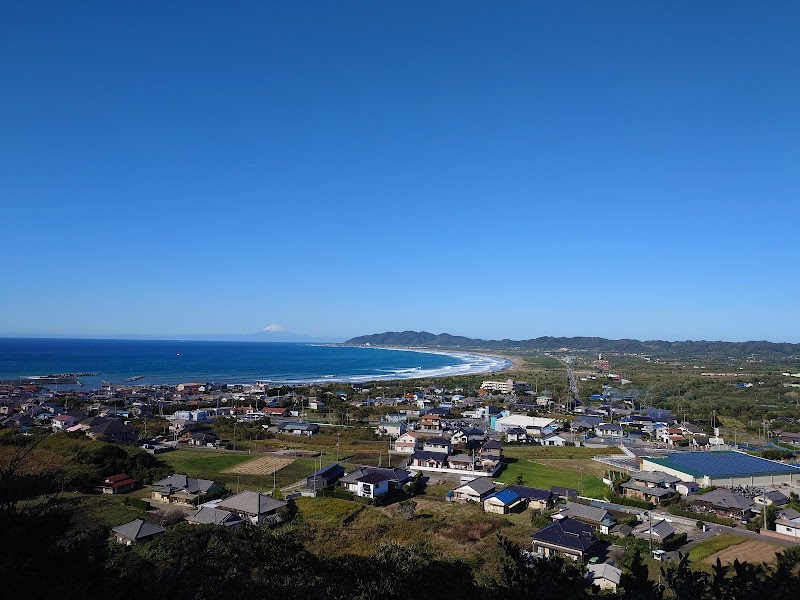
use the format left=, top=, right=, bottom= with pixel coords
left=648, top=451, right=800, bottom=478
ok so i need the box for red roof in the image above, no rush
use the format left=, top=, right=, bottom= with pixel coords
left=103, top=473, right=137, bottom=488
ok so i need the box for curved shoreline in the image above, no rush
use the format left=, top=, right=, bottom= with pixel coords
left=1, top=340, right=519, bottom=387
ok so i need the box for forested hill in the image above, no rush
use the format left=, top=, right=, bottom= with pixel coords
left=344, top=331, right=800, bottom=361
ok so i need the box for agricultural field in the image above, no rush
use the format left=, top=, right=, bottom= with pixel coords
left=687, top=534, right=748, bottom=563
left=224, top=455, right=294, bottom=475
left=704, top=539, right=783, bottom=566
left=158, top=449, right=317, bottom=491
left=158, top=450, right=256, bottom=474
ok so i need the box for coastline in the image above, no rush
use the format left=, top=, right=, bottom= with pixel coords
left=0, top=338, right=517, bottom=387
left=358, top=346, right=520, bottom=377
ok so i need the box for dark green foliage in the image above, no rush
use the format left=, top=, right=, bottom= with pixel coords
left=660, top=532, right=687, bottom=552
left=620, top=547, right=660, bottom=600
left=667, top=503, right=737, bottom=527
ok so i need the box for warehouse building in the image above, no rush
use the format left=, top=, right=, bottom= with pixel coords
left=640, top=451, right=800, bottom=487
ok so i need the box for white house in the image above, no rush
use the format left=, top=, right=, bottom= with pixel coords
left=493, top=415, right=556, bottom=433
left=393, top=432, right=422, bottom=454
left=775, top=508, right=800, bottom=540
left=540, top=434, right=567, bottom=447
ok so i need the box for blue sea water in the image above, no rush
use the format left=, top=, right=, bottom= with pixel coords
left=0, top=338, right=511, bottom=387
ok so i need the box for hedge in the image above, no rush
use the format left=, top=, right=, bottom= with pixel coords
left=667, top=504, right=737, bottom=527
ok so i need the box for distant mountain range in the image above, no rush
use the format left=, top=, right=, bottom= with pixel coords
left=344, top=331, right=800, bottom=361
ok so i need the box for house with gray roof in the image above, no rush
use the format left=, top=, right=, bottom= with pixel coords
left=505, top=485, right=554, bottom=510
left=450, top=477, right=496, bottom=503
left=112, top=519, right=166, bottom=545
left=278, top=422, right=319, bottom=436
left=217, top=490, right=287, bottom=525
left=340, top=466, right=413, bottom=498
left=152, top=474, right=218, bottom=506
left=691, top=488, right=756, bottom=520
left=185, top=506, right=243, bottom=528
left=530, top=517, right=597, bottom=562
left=588, top=562, right=622, bottom=591
left=554, top=501, right=616, bottom=534
left=634, top=518, right=675, bottom=542
left=621, top=471, right=680, bottom=505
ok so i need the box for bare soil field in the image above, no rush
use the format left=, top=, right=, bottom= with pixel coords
left=223, top=455, right=294, bottom=475
left=706, top=540, right=782, bottom=566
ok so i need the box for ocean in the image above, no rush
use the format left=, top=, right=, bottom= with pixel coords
left=0, top=338, right=511, bottom=387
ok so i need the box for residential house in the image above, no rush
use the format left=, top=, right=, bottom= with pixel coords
left=217, top=490, right=288, bottom=525
left=588, top=562, right=622, bottom=592
left=374, top=421, right=406, bottom=437
left=691, top=488, right=755, bottom=520
left=278, top=422, right=319, bottom=436
left=340, top=467, right=413, bottom=495
left=754, top=489, right=789, bottom=507
left=570, top=417, right=602, bottom=432
left=595, top=423, right=623, bottom=438
left=540, top=433, right=567, bottom=447
left=555, top=502, right=616, bottom=534
left=505, top=427, right=531, bottom=444
left=87, top=419, right=139, bottom=444
left=305, top=463, right=346, bottom=492
left=152, top=474, right=218, bottom=506
left=530, top=518, right=597, bottom=562
left=98, top=473, right=138, bottom=495
left=620, top=471, right=680, bottom=505
left=189, top=431, right=219, bottom=447
left=483, top=488, right=526, bottom=514
left=393, top=431, right=422, bottom=454
left=112, top=519, right=166, bottom=545
left=409, top=450, right=448, bottom=469
left=186, top=506, right=243, bottom=529
left=775, top=508, right=800, bottom=540
left=450, top=427, right=484, bottom=446
left=423, top=437, right=451, bottom=454
left=550, top=486, right=579, bottom=501
left=51, top=413, right=79, bottom=431
left=480, top=440, right=503, bottom=460
left=505, top=485, right=554, bottom=510
left=450, top=477, right=496, bottom=503
left=448, top=453, right=480, bottom=471
left=634, top=518, right=675, bottom=543
left=420, top=414, right=443, bottom=431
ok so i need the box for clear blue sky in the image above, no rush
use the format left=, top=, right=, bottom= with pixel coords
left=2, top=2, right=798, bottom=342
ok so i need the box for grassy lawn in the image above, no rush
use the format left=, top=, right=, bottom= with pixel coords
left=294, top=497, right=364, bottom=527
left=497, top=459, right=609, bottom=498
left=158, top=450, right=256, bottom=474
left=502, top=446, right=623, bottom=461
left=158, top=450, right=318, bottom=492
left=688, top=534, right=747, bottom=563
left=64, top=488, right=153, bottom=528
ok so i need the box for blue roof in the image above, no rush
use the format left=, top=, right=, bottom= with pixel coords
left=646, top=451, right=800, bottom=478
left=487, top=489, right=520, bottom=505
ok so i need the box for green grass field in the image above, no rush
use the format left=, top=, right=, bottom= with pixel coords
left=502, top=446, right=622, bottom=461
left=294, top=497, right=364, bottom=527
left=158, top=450, right=255, bottom=474
left=688, top=534, right=747, bottom=563
left=497, top=459, right=608, bottom=498
left=158, top=450, right=318, bottom=492
left=64, top=488, right=152, bottom=528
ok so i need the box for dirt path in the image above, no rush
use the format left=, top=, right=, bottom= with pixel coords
left=223, top=455, right=294, bottom=475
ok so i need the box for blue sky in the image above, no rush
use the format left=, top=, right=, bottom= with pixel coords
left=1, top=2, right=798, bottom=342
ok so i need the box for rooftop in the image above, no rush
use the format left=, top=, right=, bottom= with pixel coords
left=644, top=451, right=800, bottom=478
